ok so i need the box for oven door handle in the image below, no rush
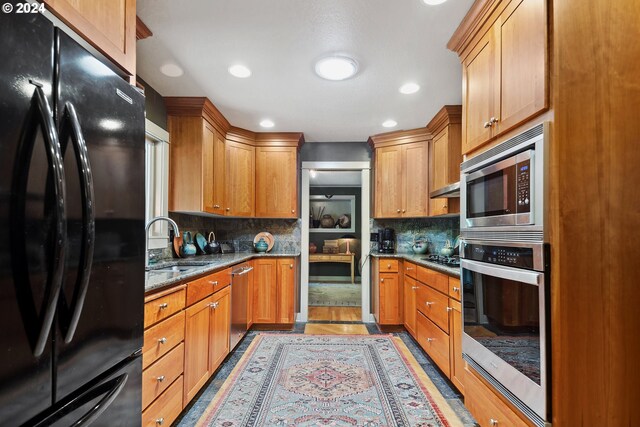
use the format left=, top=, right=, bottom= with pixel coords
left=461, top=259, right=542, bottom=286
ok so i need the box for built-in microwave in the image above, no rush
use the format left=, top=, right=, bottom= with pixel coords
left=461, top=123, right=549, bottom=240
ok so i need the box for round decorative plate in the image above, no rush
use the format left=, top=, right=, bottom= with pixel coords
left=194, top=232, right=207, bottom=254
left=253, top=232, right=274, bottom=252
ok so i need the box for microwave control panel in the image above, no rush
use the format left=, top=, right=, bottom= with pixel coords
left=516, top=159, right=531, bottom=212
left=463, top=243, right=534, bottom=270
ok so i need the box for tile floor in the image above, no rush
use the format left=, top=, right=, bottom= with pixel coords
left=174, top=323, right=478, bottom=426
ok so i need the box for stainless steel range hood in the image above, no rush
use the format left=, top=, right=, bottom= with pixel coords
left=430, top=181, right=460, bottom=198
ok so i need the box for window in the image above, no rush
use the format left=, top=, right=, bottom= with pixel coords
left=145, top=119, right=170, bottom=249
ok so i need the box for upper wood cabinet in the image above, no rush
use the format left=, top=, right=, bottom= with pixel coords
left=255, top=146, right=298, bottom=218
left=426, top=106, right=462, bottom=216
left=166, top=98, right=230, bottom=215
left=224, top=137, right=255, bottom=217
left=43, top=0, right=136, bottom=77
left=449, top=0, right=548, bottom=155
left=370, top=129, right=430, bottom=219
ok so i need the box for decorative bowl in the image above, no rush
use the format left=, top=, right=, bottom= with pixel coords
left=440, top=247, right=455, bottom=257
left=412, top=241, right=429, bottom=254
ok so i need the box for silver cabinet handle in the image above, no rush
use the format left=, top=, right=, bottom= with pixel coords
left=425, top=301, right=434, bottom=306
left=426, top=338, right=434, bottom=342
left=446, top=307, right=453, bottom=312
left=158, top=303, right=168, bottom=309
left=156, top=418, right=164, bottom=425
left=412, top=286, right=419, bottom=290
left=209, top=281, right=218, bottom=286
left=158, top=337, right=167, bottom=344
left=490, top=117, right=499, bottom=125
left=490, top=419, right=498, bottom=426
left=210, top=302, right=219, bottom=309
left=157, top=375, right=165, bottom=382
left=405, top=267, right=413, bottom=270
left=213, top=204, right=220, bottom=208
left=452, top=287, right=460, bottom=293
left=484, top=121, right=492, bottom=128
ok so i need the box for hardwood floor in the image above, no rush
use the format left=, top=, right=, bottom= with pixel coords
left=308, top=306, right=361, bottom=322
left=304, top=323, right=369, bottom=335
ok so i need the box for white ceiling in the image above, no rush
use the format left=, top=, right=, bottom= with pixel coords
left=136, top=0, right=473, bottom=142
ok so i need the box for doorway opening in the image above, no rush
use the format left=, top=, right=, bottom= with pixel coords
left=299, top=162, right=372, bottom=323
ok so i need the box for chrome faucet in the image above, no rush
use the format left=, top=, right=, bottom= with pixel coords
left=145, top=216, right=180, bottom=270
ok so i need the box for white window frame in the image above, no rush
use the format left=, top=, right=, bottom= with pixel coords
left=145, top=119, right=170, bottom=250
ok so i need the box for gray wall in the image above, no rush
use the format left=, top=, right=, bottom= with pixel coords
left=300, top=141, right=371, bottom=162
left=138, top=77, right=167, bottom=130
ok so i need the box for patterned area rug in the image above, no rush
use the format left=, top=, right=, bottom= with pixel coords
left=309, top=282, right=361, bottom=307
left=196, top=334, right=462, bottom=426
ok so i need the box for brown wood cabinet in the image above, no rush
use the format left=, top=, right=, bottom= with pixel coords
left=370, top=129, right=430, bottom=218
left=449, top=0, right=548, bottom=155
left=208, top=287, right=231, bottom=374
left=43, top=0, right=136, bottom=76
left=224, top=139, right=255, bottom=217
left=183, top=297, right=211, bottom=402
left=253, top=257, right=297, bottom=324
left=403, top=275, right=418, bottom=337
left=166, top=98, right=230, bottom=215
left=426, top=106, right=462, bottom=216
left=372, top=257, right=403, bottom=325
left=255, top=146, right=298, bottom=218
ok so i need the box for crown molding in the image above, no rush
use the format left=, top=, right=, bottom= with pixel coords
left=368, top=127, right=431, bottom=149
left=136, top=16, right=153, bottom=40
left=447, top=0, right=501, bottom=55
left=426, top=105, right=462, bottom=135
left=164, top=97, right=231, bottom=135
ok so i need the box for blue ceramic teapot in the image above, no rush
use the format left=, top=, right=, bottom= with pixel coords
left=254, top=237, right=268, bottom=253
left=180, top=231, right=197, bottom=257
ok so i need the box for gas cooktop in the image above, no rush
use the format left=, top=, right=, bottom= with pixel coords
left=422, top=254, right=460, bottom=267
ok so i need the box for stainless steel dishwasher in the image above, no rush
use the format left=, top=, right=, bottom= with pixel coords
left=230, top=264, right=252, bottom=350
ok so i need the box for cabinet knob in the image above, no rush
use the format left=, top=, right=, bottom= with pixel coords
left=156, top=418, right=164, bottom=425
left=405, top=267, right=413, bottom=270
left=226, top=207, right=230, bottom=211
left=210, top=302, right=219, bottom=309
left=290, top=264, right=293, bottom=269
left=214, top=204, right=220, bottom=209
left=443, top=204, right=448, bottom=210
left=402, top=209, right=406, bottom=213
left=380, top=278, right=385, bottom=283
left=426, top=338, right=434, bottom=342
left=425, top=301, right=434, bottom=307
left=490, top=419, right=499, bottom=426
left=157, top=375, right=165, bottom=383
left=490, top=117, right=499, bottom=125
left=387, top=264, right=391, bottom=268
left=158, top=303, right=168, bottom=309
left=446, top=307, right=453, bottom=312
left=209, top=281, right=218, bottom=286
left=158, top=337, right=167, bottom=344
left=453, top=287, right=460, bottom=293
left=396, top=209, right=401, bottom=213
left=412, top=286, right=419, bottom=290
left=291, top=209, right=295, bottom=213
left=484, top=121, right=492, bottom=128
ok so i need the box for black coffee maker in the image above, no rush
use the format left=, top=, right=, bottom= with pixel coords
left=377, top=228, right=395, bottom=254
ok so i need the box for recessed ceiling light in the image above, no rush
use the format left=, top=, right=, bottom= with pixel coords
left=260, top=119, right=275, bottom=128
left=228, top=64, right=251, bottom=78
left=422, top=0, right=447, bottom=5
left=399, top=82, right=421, bottom=94
left=382, top=120, right=398, bottom=128
left=159, top=63, right=183, bottom=77
left=314, top=55, right=358, bottom=81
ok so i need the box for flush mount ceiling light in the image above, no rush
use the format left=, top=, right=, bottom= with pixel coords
left=382, top=120, right=398, bottom=128
left=228, top=64, right=251, bottom=78
left=260, top=119, right=275, bottom=128
left=314, top=55, right=358, bottom=81
left=399, top=82, right=421, bottom=94
left=422, top=0, right=448, bottom=4
left=159, top=63, right=183, bottom=77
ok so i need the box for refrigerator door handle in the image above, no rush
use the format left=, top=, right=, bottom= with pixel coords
left=31, top=372, right=128, bottom=427
left=20, top=84, right=68, bottom=357
left=58, top=102, right=95, bottom=344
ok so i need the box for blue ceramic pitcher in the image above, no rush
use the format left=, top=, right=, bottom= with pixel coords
left=180, top=231, right=197, bottom=257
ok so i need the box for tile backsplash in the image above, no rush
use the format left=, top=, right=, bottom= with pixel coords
left=155, top=213, right=301, bottom=259
left=371, top=216, right=460, bottom=255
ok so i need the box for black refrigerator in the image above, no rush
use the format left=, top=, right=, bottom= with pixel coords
left=0, top=9, right=145, bottom=427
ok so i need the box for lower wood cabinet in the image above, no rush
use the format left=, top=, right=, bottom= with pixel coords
left=403, top=275, right=418, bottom=336
left=372, top=257, right=403, bottom=325
left=464, top=365, right=531, bottom=427
left=417, top=311, right=451, bottom=378
left=253, top=257, right=297, bottom=324
left=209, top=287, right=231, bottom=373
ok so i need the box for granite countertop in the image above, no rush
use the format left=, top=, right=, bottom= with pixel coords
left=145, top=251, right=301, bottom=293
left=370, top=252, right=460, bottom=277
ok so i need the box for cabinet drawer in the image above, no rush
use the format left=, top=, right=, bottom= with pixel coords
left=464, top=366, right=530, bottom=427
left=448, top=276, right=462, bottom=301
left=142, top=342, right=184, bottom=410
left=416, top=283, right=450, bottom=333
left=380, top=259, right=399, bottom=273
left=417, top=312, right=450, bottom=377
left=186, top=268, right=231, bottom=306
left=417, top=266, right=449, bottom=294
left=143, top=311, right=185, bottom=369
left=145, top=288, right=185, bottom=327
left=404, top=261, right=417, bottom=279
left=141, top=375, right=184, bottom=427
